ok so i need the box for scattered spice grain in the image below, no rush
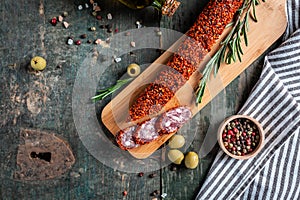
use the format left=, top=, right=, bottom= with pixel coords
left=67, top=38, right=74, bottom=45
left=75, top=40, right=81, bottom=45
left=130, top=41, right=136, bottom=47
left=150, top=190, right=160, bottom=196
left=105, top=38, right=111, bottom=44
left=80, top=34, right=87, bottom=39
left=114, top=57, right=122, bottom=63
left=94, top=39, right=102, bottom=44
left=138, top=172, right=144, bottom=177
left=58, top=15, right=63, bottom=22
left=96, top=15, right=102, bottom=20
left=170, top=164, right=177, bottom=171
left=149, top=173, right=157, bottom=178
left=50, top=17, right=57, bottom=26
left=94, top=6, right=101, bottom=12
left=107, top=28, right=113, bottom=33
left=107, top=13, right=113, bottom=20
left=63, top=21, right=69, bottom=29
left=78, top=5, right=83, bottom=10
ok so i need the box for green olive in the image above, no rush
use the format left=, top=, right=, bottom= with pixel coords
left=127, top=63, right=141, bottom=77
left=168, top=149, right=184, bottom=165
left=184, top=152, right=199, bottom=169
left=168, top=135, right=185, bottom=149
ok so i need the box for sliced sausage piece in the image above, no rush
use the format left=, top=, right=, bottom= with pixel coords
left=156, top=106, right=192, bottom=135
left=116, top=126, right=139, bottom=150
left=133, top=117, right=159, bottom=145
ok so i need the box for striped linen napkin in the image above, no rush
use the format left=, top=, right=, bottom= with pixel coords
left=196, top=0, right=300, bottom=199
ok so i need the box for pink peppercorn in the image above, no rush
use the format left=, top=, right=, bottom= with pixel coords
left=51, top=17, right=57, bottom=26
left=138, top=172, right=144, bottom=177
left=228, top=130, right=233, bottom=135
left=96, top=15, right=102, bottom=20
left=75, top=40, right=81, bottom=45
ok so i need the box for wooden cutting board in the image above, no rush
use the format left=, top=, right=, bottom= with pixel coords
left=102, top=0, right=287, bottom=159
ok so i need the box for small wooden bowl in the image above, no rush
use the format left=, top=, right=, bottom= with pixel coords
left=217, top=115, right=264, bottom=160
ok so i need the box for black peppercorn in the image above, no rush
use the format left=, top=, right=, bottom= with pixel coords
left=170, top=165, right=177, bottom=171
left=105, top=24, right=112, bottom=29
left=107, top=28, right=113, bottom=33
left=149, top=173, right=157, bottom=178
left=80, top=34, right=87, bottom=39
left=151, top=190, right=160, bottom=196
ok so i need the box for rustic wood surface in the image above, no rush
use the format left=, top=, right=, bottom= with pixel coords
left=0, top=0, right=284, bottom=199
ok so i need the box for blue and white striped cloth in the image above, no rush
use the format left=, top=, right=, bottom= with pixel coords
left=196, top=0, right=300, bottom=199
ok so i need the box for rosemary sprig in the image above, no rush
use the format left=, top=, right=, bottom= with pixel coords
left=196, top=0, right=265, bottom=103
left=91, top=78, right=133, bottom=102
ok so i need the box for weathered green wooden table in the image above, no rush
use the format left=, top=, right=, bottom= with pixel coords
left=0, top=0, right=280, bottom=199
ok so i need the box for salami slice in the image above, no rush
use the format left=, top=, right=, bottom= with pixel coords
left=116, top=106, right=192, bottom=150
left=116, top=126, right=139, bottom=150
left=156, top=106, right=192, bottom=135
left=133, top=117, right=159, bottom=145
